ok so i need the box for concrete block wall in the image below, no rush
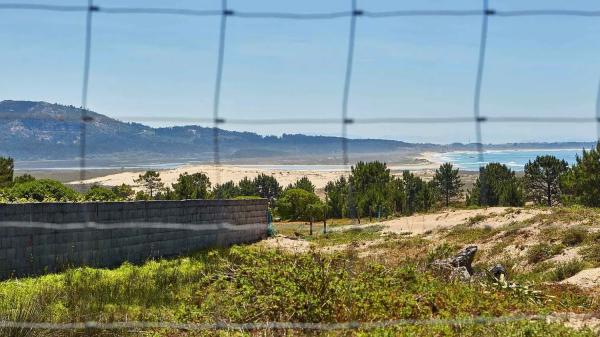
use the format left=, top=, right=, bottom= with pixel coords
left=0, top=199, right=268, bottom=279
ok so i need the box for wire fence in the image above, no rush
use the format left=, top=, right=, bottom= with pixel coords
left=1, top=0, right=600, bottom=332
left=2, top=1, right=600, bottom=182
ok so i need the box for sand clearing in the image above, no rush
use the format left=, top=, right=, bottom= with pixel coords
left=561, top=268, right=600, bottom=289
left=374, top=207, right=544, bottom=235
left=69, top=157, right=442, bottom=190
left=71, top=165, right=348, bottom=190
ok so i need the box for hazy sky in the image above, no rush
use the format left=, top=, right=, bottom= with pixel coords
left=1, top=0, right=599, bottom=144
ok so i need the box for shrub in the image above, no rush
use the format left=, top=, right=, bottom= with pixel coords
left=233, top=195, right=262, bottom=200
left=527, top=243, right=564, bottom=264
left=561, top=227, right=588, bottom=247
left=172, top=172, right=211, bottom=200
left=426, top=243, right=457, bottom=264
left=548, top=259, right=586, bottom=281
left=276, top=188, right=324, bottom=221
left=466, top=214, right=487, bottom=225
left=581, top=243, right=600, bottom=264
left=85, top=185, right=119, bottom=201
left=5, top=179, right=80, bottom=202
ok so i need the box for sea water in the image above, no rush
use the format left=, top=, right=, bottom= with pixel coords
left=438, top=149, right=587, bottom=172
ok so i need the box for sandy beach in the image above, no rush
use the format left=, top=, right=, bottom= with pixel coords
left=70, top=153, right=443, bottom=190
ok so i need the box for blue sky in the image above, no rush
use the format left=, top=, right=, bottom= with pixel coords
left=1, top=0, right=599, bottom=144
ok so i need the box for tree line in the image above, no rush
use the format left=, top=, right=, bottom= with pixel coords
left=1, top=141, right=599, bottom=217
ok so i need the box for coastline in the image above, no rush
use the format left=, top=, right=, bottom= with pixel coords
left=69, top=160, right=441, bottom=190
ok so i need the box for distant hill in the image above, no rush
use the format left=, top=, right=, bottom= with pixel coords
left=0, top=100, right=594, bottom=166
left=0, top=100, right=421, bottom=164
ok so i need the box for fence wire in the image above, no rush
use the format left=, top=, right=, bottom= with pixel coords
left=0, top=314, right=549, bottom=331
left=1, top=0, right=600, bottom=331
left=0, top=1, right=599, bottom=183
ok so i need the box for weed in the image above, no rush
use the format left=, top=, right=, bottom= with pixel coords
left=581, top=243, right=600, bottom=265
left=466, top=214, right=488, bottom=226
left=445, top=225, right=497, bottom=244
left=526, top=243, right=564, bottom=264
left=548, top=259, right=586, bottom=281
left=426, top=243, right=457, bottom=264
left=309, top=225, right=384, bottom=246
left=561, top=227, right=588, bottom=247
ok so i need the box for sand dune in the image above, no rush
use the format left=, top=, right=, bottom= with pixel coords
left=70, top=160, right=440, bottom=191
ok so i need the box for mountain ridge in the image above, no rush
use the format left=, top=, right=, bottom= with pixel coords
left=0, top=100, right=594, bottom=165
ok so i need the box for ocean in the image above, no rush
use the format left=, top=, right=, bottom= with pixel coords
left=437, top=149, right=588, bottom=172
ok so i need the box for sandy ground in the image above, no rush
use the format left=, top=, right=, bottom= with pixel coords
left=561, top=268, right=600, bottom=289
left=261, top=207, right=544, bottom=250
left=261, top=207, right=600, bottom=290
left=69, top=157, right=443, bottom=190
left=71, top=165, right=346, bottom=190
left=373, top=207, right=544, bottom=235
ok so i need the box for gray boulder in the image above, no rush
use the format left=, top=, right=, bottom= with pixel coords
left=432, top=245, right=478, bottom=281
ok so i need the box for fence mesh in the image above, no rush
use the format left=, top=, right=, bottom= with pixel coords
left=1, top=0, right=600, bottom=331
left=2, top=1, right=600, bottom=181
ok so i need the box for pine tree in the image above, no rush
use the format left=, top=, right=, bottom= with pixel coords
left=172, top=172, right=211, bottom=200
left=432, top=163, right=463, bottom=207
left=287, top=176, right=316, bottom=193
left=523, top=155, right=568, bottom=206
left=133, top=171, right=164, bottom=198
left=0, top=156, right=14, bottom=188
left=562, top=142, right=600, bottom=207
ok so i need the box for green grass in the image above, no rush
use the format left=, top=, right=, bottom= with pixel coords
left=307, top=225, right=385, bottom=246
left=526, top=243, right=565, bottom=264
left=562, top=227, right=589, bottom=247
left=274, top=218, right=376, bottom=237
left=445, top=224, right=498, bottom=244
left=3, top=206, right=600, bottom=336
left=0, top=243, right=597, bottom=336
left=527, top=207, right=600, bottom=227
left=548, top=259, right=587, bottom=282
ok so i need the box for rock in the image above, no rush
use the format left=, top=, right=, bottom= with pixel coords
left=449, top=245, right=478, bottom=274
left=489, top=264, right=507, bottom=279
left=432, top=245, right=478, bottom=281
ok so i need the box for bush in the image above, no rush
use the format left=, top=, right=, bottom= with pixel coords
left=548, top=259, right=586, bottom=281
left=5, top=179, right=80, bottom=202
left=561, top=227, right=588, bottom=246
left=426, top=243, right=457, bottom=264
left=233, top=195, right=262, bottom=200
left=527, top=243, right=564, bottom=264
left=276, top=188, right=324, bottom=221
left=85, top=185, right=119, bottom=201
left=581, top=243, right=600, bottom=264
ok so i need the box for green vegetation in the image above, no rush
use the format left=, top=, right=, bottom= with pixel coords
left=0, top=243, right=597, bottom=336
left=526, top=243, right=564, bottom=264
left=111, top=183, right=135, bottom=200
left=432, top=162, right=463, bottom=207
left=3, top=142, right=600, bottom=216
left=0, top=156, right=14, bottom=188
left=212, top=180, right=240, bottom=199
left=562, top=142, right=600, bottom=207
left=402, top=170, right=436, bottom=215
left=308, top=225, right=385, bottom=246
left=548, top=259, right=586, bottom=281
left=286, top=176, right=315, bottom=193
left=561, top=227, right=588, bottom=247
left=84, top=185, right=119, bottom=201
left=2, top=179, right=80, bottom=202
left=276, top=188, right=324, bottom=222
left=524, top=155, right=569, bottom=206
left=467, top=163, right=524, bottom=207
left=172, top=172, right=211, bottom=200
left=133, top=170, right=163, bottom=198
